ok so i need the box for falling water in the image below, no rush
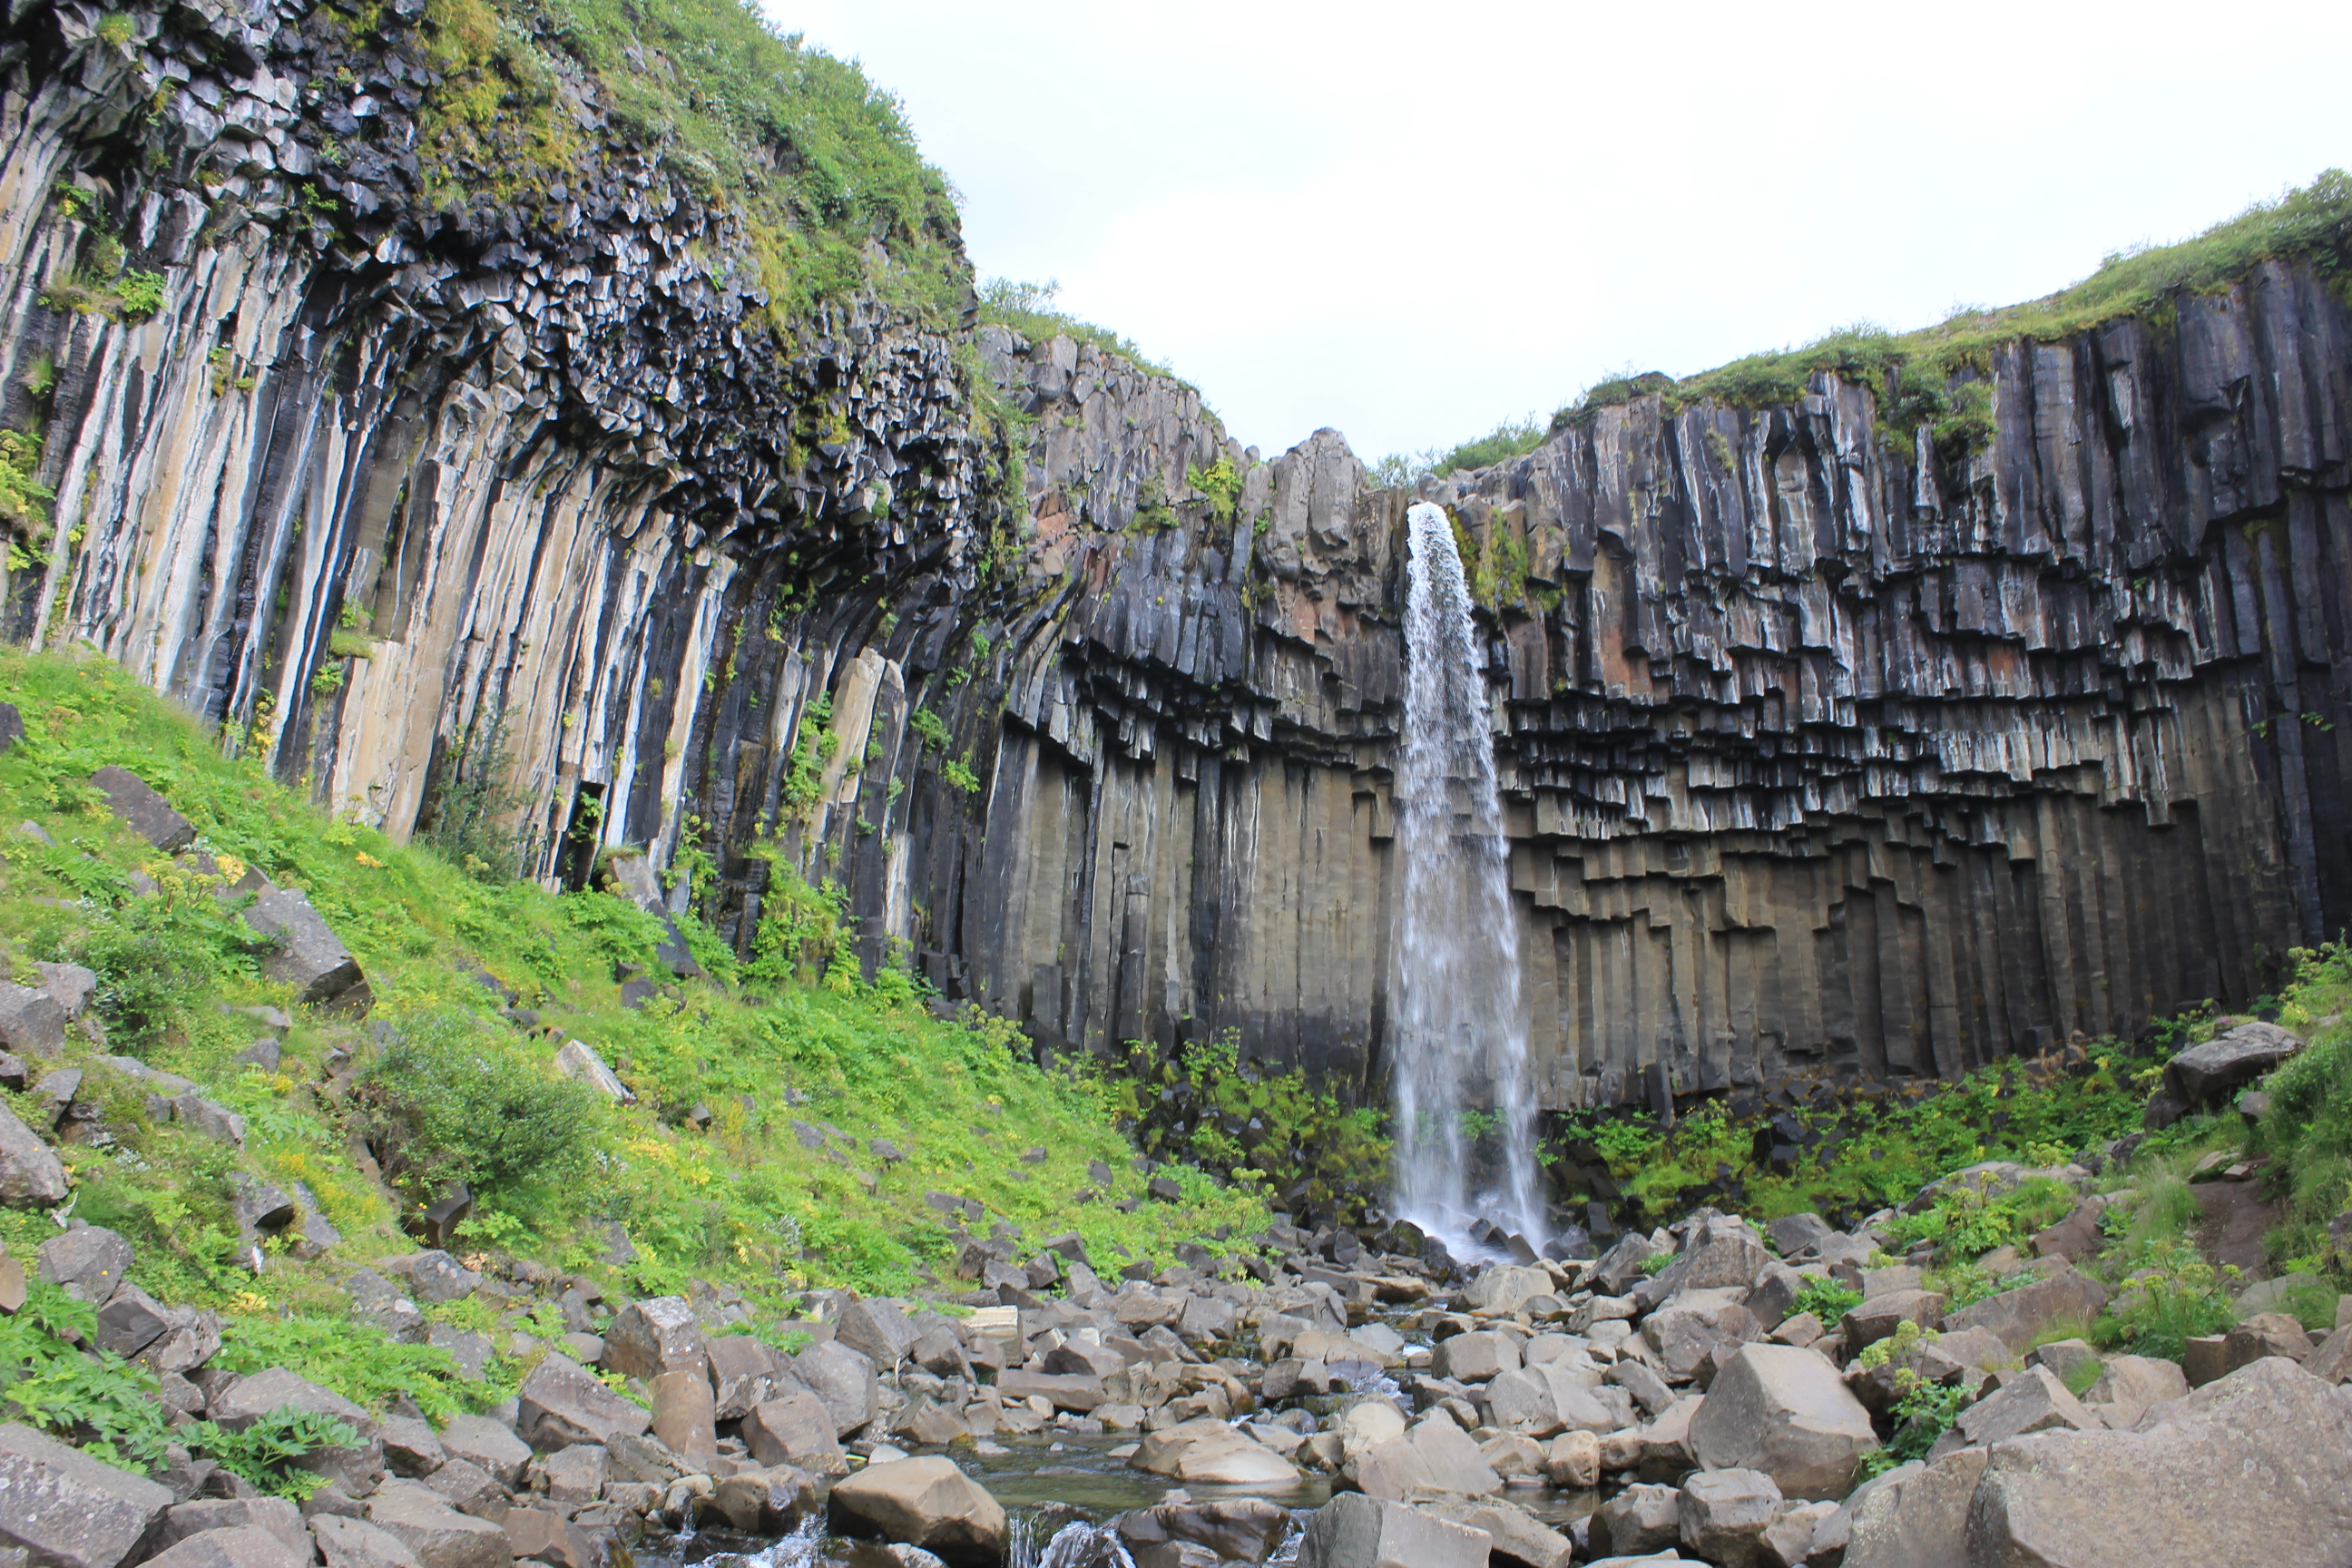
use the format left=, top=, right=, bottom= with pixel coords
left=1391, top=500, right=1544, bottom=1251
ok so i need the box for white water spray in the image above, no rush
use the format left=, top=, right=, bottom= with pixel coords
left=1391, top=501, right=1544, bottom=1252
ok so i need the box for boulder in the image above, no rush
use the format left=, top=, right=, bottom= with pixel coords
left=551, top=1040, right=632, bottom=1103
left=1966, top=1357, right=2352, bottom=1565
left=207, top=1367, right=381, bottom=1490
left=1431, top=1330, right=1519, bottom=1383
left=0, top=985, right=64, bottom=1061
left=1840, top=1447, right=1987, bottom=1568
left=2303, top=1324, right=2352, bottom=1386
left=1349, top=1413, right=1501, bottom=1500
left=2220, top=1311, right=2314, bottom=1374
left=742, top=1390, right=848, bottom=1475
left=1298, top=1494, right=1491, bottom=1568
left=2081, top=1354, right=2190, bottom=1426
left=1462, top=1265, right=1553, bottom=1314
left=1114, top=1500, right=1293, bottom=1565
left=420, top=1455, right=502, bottom=1517
left=1679, top=1467, right=1783, bottom=1568
left=1838, top=1289, right=1946, bottom=1350
left=153, top=1499, right=308, bottom=1556
left=312, top=1515, right=423, bottom=1568
left=514, top=1353, right=650, bottom=1450
left=33, top=964, right=94, bottom=1022
left=1939, top=1261, right=2108, bottom=1353
left=0, top=1098, right=66, bottom=1204
left=36, top=1225, right=132, bottom=1303
left=436, top=1416, right=531, bottom=1488
left=528, top=1446, right=603, bottom=1506
left=1957, top=1365, right=2102, bottom=1446
left=825, top=1455, right=1006, bottom=1567
left=500, top=1509, right=596, bottom=1568
left=1420, top=1495, right=1573, bottom=1568
left=364, top=1480, right=510, bottom=1568
left=379, top=1416, right=447, bottom=1478
left=836, top=1297, right=921, bottom=1367
left=0, top=1422, right=175, bottom=1568
left=702, top=1465, right=818, bottom=1535
left=243, top=889, right=366, bottom=1008
left=792, top=1338, right=879, bottom=1434
left=995, top=1368, right=1106, bottom=1413
left=405, top=1253, right=480, bottom=1306
left=1131, top=1418, right=1300, bottom=1486
left=138, top=1527, right=309, bottom=1568
left=1544, top=1428, right=1602, bottom=1488
left=1590, top=1484, right=1681, bottom=1558
left=706, top=1335, right=780, bottom=1420
left=651, top=1368, right=717, bottom=1457
left=91, top=767, right=196, bottom=850
left=2163, top=1021, right=2304, bottom=1107
left=1768, top=1213, right=1838, bottom=1258
left=603, top=1295, right=709, bottom=1381
left=1688, top=1344, right=1880, bottom=1501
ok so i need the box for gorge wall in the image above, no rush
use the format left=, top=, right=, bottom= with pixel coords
left=5, top=0, right=2348, bottom=1122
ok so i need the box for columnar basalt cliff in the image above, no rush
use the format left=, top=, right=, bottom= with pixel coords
left=4, top=0, right=2347, bottom=1124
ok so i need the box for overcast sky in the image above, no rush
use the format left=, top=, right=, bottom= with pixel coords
left=775, top=0, right=2348, bottom=464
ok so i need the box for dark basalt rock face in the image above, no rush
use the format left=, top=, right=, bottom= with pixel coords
left=4, top=0, right=2346, bottom=1114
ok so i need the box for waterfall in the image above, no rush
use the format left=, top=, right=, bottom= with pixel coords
left=1391, top=500, right=1544, bottom=1251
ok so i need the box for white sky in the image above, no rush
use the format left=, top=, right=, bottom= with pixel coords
left=775, top=0, right=2349, bottom=463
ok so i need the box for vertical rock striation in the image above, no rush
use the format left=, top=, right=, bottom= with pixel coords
left=1, top=0, right=2346, bottom=1115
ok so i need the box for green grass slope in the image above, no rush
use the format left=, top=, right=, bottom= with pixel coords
left=0, top=645, right=1268, bottom=1340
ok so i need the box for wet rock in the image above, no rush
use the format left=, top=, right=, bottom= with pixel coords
left=1298, top=1493, right=1490, bottom=1568
left=742, top=1390, right=847, bottom=1475
left=1113, top=1498, right=1292, bottom=1563
left=826, top=1455, right=1006, bottom=1567
left=1349, top=1411, right=1501, bottom=1499
left=0, top=1421, right=175, bottom=1568
left=1688, top=1344, right=1879, bottom=1501
left=1590, top=1483, right=1681, bottom=1558
left=1131, top=1418, right=1299, bottom=1487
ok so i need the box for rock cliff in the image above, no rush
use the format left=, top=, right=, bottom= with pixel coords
left=4, top=0, right=2347, bottom=1122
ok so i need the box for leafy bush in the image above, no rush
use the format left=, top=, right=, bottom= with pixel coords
left=71, top=873, right=275, bottom=1046
left=977, top=278, right=1171, bottom=377
left=183, top=1406, right=362, bottom=1500
left=114, top=270, right=164, bottom=320
left=1095, top=1031, right=1390, bottom=1225
left=213, top=1315, right=485, bottom=1420
left=1789, top=1279, right=1863, bottom=1324
left=358, top=1009, right=603, bottom=1200
left=0, top=1281, right=170, bottom=1470
left=2093, top=1242, right=2241, bottom=1359
left=1862, top=1369, right=1969, bottom=1477
left=2252, top=944, right=2352, bottom=1280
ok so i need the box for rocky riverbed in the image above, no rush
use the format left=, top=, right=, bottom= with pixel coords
left=5, top=1032, right=2350, bottom=1568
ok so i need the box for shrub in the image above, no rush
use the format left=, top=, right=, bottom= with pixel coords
left=2092, top=1242, right=2241, bottom=1359
left=213, top=1314, right=484, bottom=1420
left=358, top=1010, right=603, bottom=1200
left=183, top=1406, right=362, bottom=1500
left=71, top=875, right=275, bottom=1046
left=416, top=706, right=526, bottom=881
left=1789, top=1279, right=1863, bottom=1324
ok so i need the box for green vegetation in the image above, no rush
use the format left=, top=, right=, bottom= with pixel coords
left=1522, top=172, right=2352, bottom=456
left=1788, top=1278, right=1862, bottom=1324
left=212, top=1315, right=487, bottom=1422
left=2092, top=1243, right=2242, bottom=1360
left=1101, top=1031, right=1391, bottom=1225
left=0, top=644, right=1272, bottom=1366
left=405, top=0, right=964, bottom=326
left=2251, top=940, right=2352, bottom=1271
left=0, top=1279, right=355, bottom=1491
left=976, top=278, right=1171, bottom=377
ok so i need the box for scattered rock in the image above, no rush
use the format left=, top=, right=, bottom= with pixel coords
left=1688, top=1343, right=1880, bottom=1501
left=515, top=1354, right=652, bottom=1450
left=243, top=890, right=367, bottom=1010
left=90, top=766, right=195, bottom=852
left=1297, top=1493, right=1491, bottom=1568
left=742, top=1390, right=848, bottom=1475
left=2163, top=1021, right=2304, bottom=1108
left=35, top=1225, right=132, bottom=1303
left=603, top=1295, right=710, bottom=1381
left=825, top=1455, right=1007, bottom=1567
left=0, top=984, right=66, bottom=1060
left=0, top=1420, right=175, bottom=1568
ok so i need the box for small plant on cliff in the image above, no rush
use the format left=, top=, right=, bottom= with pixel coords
left=1187, top=457, right=1241, bottom=524
left=0, top=430, right=54, bottom=525
left=940, top=757, right=980, bottom=794
left=94, top=12, right=134, bottom=46
left=115, top=270, right=165, bottom=321
left=417, top=705, right=527, bottom=881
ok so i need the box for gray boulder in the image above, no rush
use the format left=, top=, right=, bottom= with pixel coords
left=153, top=1500, right=308, bottom=1555
left=1431, top=1330, right=1519, bottom=1382
left=835, top=1297, right=921, bottom=1367
left=312, top=1515, right=421, bottom=1568
left=1298, top=1493, right=1491, bottom=1568
left=0, top=985, right=64, bottom=1060
left=36, top=1225, right=132, bottom=1303
left=1966, top=1357, right=2352, bottom=1566
left=364, top=1480, right=509, bottom=1568
left=436, top=1415, right=530, bottom=1488
left=1113, top=1500, right=1294, bottom=1565
left=208, top=1367, right=381, bottom=1492
left=1350, top=1413, right=1502, bottom=1500
left=791, top=1338, right=879, bottom=1435
left=742, top=1390, right=847, bottom=1475
left=1688, top=1344, right=1880, bottom=1501
left=0, top=1421, right=175, bottom=1568
left=1591, top=1484, right=1681, bottom=1558
left=0, top=1098, right=64, bottom=1209
left=91, top=766, right=196, bottom=850
left=1842, top=1447, right=1987, bottom=1568
left=1418, top=1495, right=1573, bottom=1568
left=515, top=1353, right=650, bottom=1451
left=603, top=1295, right=708, bottom=1381
left=32, top=964, right=94, bottom=1021
left=243, top=889, right=366, bottom=1008
left=138, top=1527, right=307, bottom=1568
left=1940, top=1261, right=2108, bottom=1353
left=825, top=1455, right=1006, bottom=1567
left=1680, top=1467, right=1784, bottom=1568
left=1955, top=1365, right=2103, bottom=1446
left=2163, top=1021, right=2303, bottom=1107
